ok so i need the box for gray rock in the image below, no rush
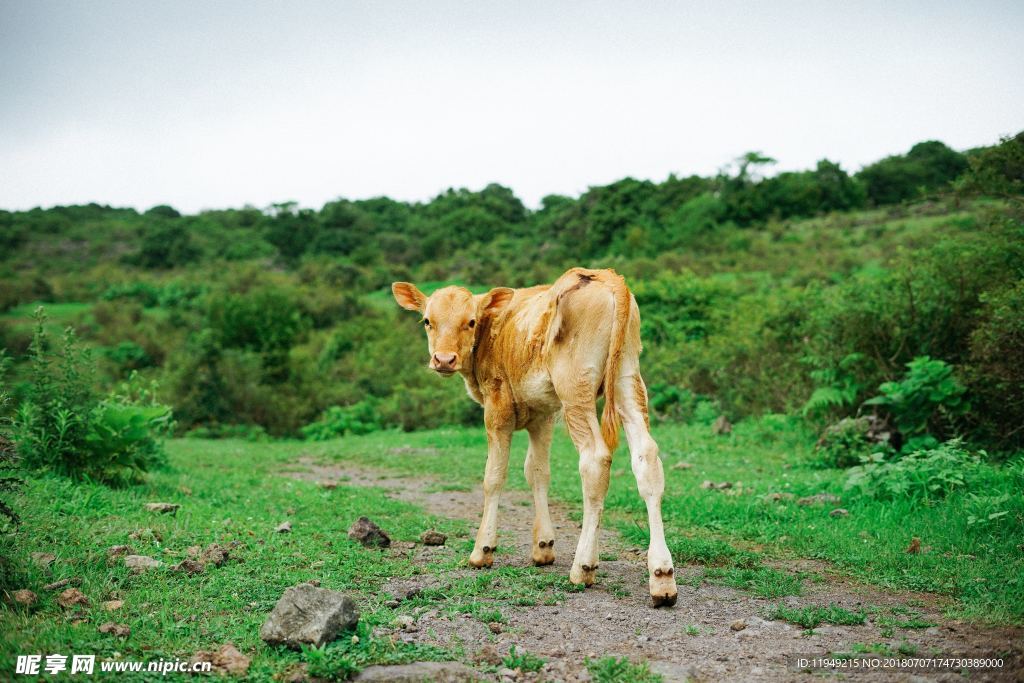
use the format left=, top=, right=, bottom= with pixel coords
left=353, top=662, right=481, bottom=682
left=348, top=516, right=391, bottom=548
left=144, top=502, right=180, bottom=515
left=124, top=555, right=161, bottom=572
left=260, top=584, right=359, bottom=649
left=830, top=508, right=850, bottom=518
left=420, top=529, right=447, bottom=546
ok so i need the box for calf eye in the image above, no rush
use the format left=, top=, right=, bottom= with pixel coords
left=423, top=318, right=430, bottom=328
left=468, top=319, right=476, bottom=329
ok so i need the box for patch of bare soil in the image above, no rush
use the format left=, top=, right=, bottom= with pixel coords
left=284, top=457, right=1023, bottom=682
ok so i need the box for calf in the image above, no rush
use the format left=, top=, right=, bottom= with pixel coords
left=392, top=268, right=677, bottom=606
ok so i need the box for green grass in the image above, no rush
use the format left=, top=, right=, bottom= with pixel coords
left=0, top=439, right=468, bottom=679
left=304, top=417, right=1024, bottom=624
left=586, top=655, right=662, bottom=683
left=502, top=646, right=545, bottom=672
left=3, top=415, right=1022, bottom=678
left=702, top=566, right=804, bottom=598
left=767, top=604, right=866, bottom=629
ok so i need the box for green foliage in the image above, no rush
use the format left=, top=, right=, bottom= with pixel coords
left=858, top=140, right=967, bottom=205
left=958, top=131, right=1024, bottom=198
left=845, top=439, right=982, bottom=501
left=802, top=353, right=866, bottom=418
left=0, top=353, right=23, bottom=530
left=864, top=356, right=966, bottom=449
left=10, top=309, right=172, bottom=484
left=585, top=656, right=662, bottom=683
left=816, top=417, right=892, bottom=468
left=302, top=400, right=385, bottom=440
left=966, top=280, right=1024, bottom=448
left=131, top=220, right=200, bottom=268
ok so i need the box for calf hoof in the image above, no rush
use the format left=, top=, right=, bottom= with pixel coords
left=649, top=566, right=677, bottom=608
left=651, top=591, right=678, bottom=608
left=569, top=562, right=597, bottom=586
left=469, top=546, right=495, bottom=569
left=532, top=539, right=555, bottom=566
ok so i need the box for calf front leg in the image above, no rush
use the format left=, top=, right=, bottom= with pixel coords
left=469, top=419, right=512, bottom=569
left=525, top=417, right=556, bottom=566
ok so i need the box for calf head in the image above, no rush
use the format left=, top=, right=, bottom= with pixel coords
left=392, top=282, right=514, bottom=376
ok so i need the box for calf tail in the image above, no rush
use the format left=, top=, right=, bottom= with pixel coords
left=600, top=272, right=630, bottom=454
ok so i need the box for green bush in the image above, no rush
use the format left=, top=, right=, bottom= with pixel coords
left=816, top=416, right=894, bottom=468
left=0, top=353, right=23, bottom=530
left=11, top=309, right=173, bottom=484
left=864, top=356, right=967, bottom=451
left=302, top=400, right=384, bottom=440
left=965, top=280, right=1024, bottom=449
left=845, top=439, right=982, bottom=501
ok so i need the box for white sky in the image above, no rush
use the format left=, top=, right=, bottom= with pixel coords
left=1, top=0, right=1021, bottom=214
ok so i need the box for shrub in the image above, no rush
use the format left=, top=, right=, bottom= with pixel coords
left=863, top=356, right=967, bottom=451
left=816, top=416, right=894, bottom=468
left=845, top=439, right=982, bottom=501
left=801, top=353, right=866, bottom=418
left=0, top=353, right=23, bottom=529
left=11, top=309, right=173, bottom=484
left=302, top=400, right=384, bottom=440
left=965, top=280, right=1024, bottom=449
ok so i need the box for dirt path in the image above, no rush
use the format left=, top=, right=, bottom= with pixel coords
left=284, top=456, right=1023, bottom=682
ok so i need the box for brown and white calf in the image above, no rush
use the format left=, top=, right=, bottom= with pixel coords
left=392, top=267, right=677, bottom=606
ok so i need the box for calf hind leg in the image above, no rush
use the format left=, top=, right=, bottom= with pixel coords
left=525, top=417, right=556, bottom=566
left=618, top=373, right=678, bottom=607
left=562, top=403, right=611, bottom=587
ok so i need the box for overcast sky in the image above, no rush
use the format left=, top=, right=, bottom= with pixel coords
left=1, top=1, right=1021, bottom=214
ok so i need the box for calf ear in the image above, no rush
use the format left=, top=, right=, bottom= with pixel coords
left=392, top=282, right=427, bottom=312
left=479, top=287, right=515, bottom=316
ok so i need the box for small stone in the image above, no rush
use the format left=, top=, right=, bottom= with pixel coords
left=260, top=584, right=359, bottom=649
left=420, top=530, right=447, bottom=546
left=764, top=492, right=795, bottom=503
left=103, top=599, right=124, bottom=611
left=43, top=578, right=71, bottom=591
left=171, top=559, right=204, bottom=575
left=394, top=615, right=416, bottom=631
left=488, top=621, right=504, bottom=634
left=192, top=643, right=250, bottom=676
left=11, top=589, right=37, bottom=607
left=98, top=622, right=130, bottom=638
left=797, top=493, right=841, bottom=507
left=475, top=644, right=503, bottom=666
left=348, top=517, right=390, bottom=548
left=712, top=415, right=732, bottom=435
left=144, top=502, right=180, bottom=515
left=498, top=668, right=517, bottom=678
left=124, top=555, right=161, bottom=572
left=107, top=545, right=131, bottom=559
left=830, top=508, right=850, bottom=518
left=186, top=545, right=202, bottom=557
left=276, top=521, right=292, bottom=534
left=671, top=461, right=693, bottom=470
left=57, top=588, right=90, bottom=609
left=31, top=552, right=56, bottom=569
left=319, top=481, right=338, bottom=490
left=730, top=619, right=747, bottom=631
left=200, top=543, right=229, bottom=567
